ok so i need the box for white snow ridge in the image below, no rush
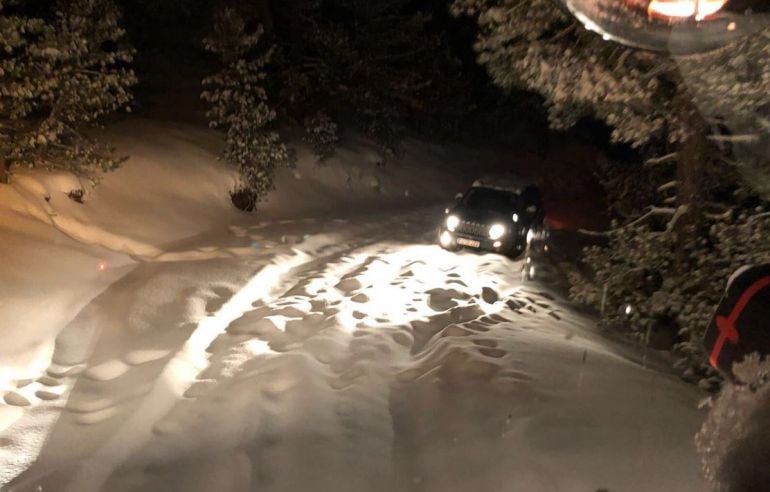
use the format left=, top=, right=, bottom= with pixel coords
left=0, top=120, right=707, bottom=492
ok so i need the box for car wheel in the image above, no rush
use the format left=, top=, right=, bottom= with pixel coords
left=506, top=241, right=525, bottom=260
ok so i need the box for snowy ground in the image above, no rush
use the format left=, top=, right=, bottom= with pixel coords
left=0, top=120, right=708, bottom=491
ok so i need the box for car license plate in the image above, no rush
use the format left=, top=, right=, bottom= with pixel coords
left=457, top=238, right=481, bottom=248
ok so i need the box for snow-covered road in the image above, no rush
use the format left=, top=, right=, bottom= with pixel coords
left=3, top=209, right=707, bottom=492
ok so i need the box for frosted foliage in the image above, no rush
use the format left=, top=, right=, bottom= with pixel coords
left=0, top=0, right=136, bottom=177
left=697, top=354, right=770, bottom=491
left=679, top=30, right=770, bottom=136
left=304, top=111, right=340, bottom=161
left=452, top=0, right=770, bottom=154
left=451, top=0, right=683, bottom=148
left=569, top=214, right=770, bottom=388
left=278, top=0, right=468, bottom=154
left=678, top=30, right=770, bottom=195
left=201, top=8, right=291, bottom=207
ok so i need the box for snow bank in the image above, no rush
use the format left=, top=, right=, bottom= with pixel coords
left=0, top=117, right=482, bottom=439
left=3, top=118, right=481, bottom=259
left=3, top=213, right=707, bottom=492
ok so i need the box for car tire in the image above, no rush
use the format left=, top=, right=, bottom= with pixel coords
left=506, top=241, right=526, bottom=260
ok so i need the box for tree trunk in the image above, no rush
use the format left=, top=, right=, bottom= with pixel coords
left=674, top=94, right=709, bottom=273
left=0, top=157, right=9, bottom=184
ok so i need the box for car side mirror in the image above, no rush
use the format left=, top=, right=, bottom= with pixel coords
left=455, top=192, right=463, bottom=201
left=526, top=205, right=537, bottom=214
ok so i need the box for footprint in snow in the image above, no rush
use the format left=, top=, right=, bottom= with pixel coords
left=391, top=332, right=412, bottom=347
left=478, top=347, right=506, bottom=359
left=3, top=392, right=31, bottom=407
left=35, top=390, right=60, bottom=401
left=350, top=293, right=369, bottom=303
left=37, top=376, right=62, bottom=387
left=83, top=360, right=130, bottom=382
left=124, top=349, right=171, bottom=366
left=205, top=285, right=235, bottom=314
left=335, top=278, right=362, bottom=293
left=47, top=364, right=84, bottom=378
left=473, top=339, right=498, bottom=348
left=427, top=289, right=460, bottom=312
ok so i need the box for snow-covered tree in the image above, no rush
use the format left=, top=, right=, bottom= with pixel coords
left=201, top=8, right=292, bottom=211
left=452, top=0, right=770, bottom=222
left=263, top=0, right=475, bottom=154
left=569, top=197, right=770, bottom=387
left=0, top=0, right=136, bottom=183
left=697, top=354, right=770, bottom=491
left=304, top=111, right=339, bottom=162
left=454, top=0, right=770, bottom=383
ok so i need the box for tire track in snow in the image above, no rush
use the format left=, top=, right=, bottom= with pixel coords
left=5, top=212, right=427, bottom=491
left=96, top=237, right=527, bottom=491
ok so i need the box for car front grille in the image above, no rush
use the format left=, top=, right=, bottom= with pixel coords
left=456, top=220, right=488, bottom=238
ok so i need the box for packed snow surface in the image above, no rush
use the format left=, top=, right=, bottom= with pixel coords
left=0, top=119, right=707, bottom=491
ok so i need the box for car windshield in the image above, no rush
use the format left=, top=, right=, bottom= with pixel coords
left=462, top=187, right=518, bottom=211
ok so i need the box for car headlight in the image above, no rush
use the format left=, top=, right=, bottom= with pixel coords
left=489, top=224, right=506, bottom=240
left=446, top=215, right=460, bottom=232
left=440, top=231, right=453, bottom=247
left=512, top=213, right=519, bottom=223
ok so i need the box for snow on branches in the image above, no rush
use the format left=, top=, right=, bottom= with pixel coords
left=569, top=193, right=770, bottom=388
left=452, top=0, right=770, bottom=175
left=697, top=354, right=770, bottom=491
left=304, top=111, right=340, bottom=162
left=0, top=0, right=136, bottom=182
left=451, top=0, right=680, bottom=148
left=455, top=0, right=770, bottom=389
left=201, top=8, right=292, bottom=211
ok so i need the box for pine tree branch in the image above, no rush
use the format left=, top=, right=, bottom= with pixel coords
left=626, top=206, right=676, bottom=228
left=658, top=180, right=677, bottom=193
left=666, top=204, right=690, bottom=232
left=644, top=153, right=677, bottom=167
left=708, top=134, right=760, bottom=144
left=748, top=211, right=770, bottom=223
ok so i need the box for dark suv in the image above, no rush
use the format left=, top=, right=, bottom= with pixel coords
left=438, top=180, right=545, bottom=257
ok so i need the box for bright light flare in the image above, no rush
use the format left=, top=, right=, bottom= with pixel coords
left=440, top=231, right=453, bottom=248
left=647, top=0, right=727, bottom=20
left=489, top=224, right=506, bottom=240
left=526, top=228, right=535, bottom=245
left=446, top=215, right=460, bottom=232
left=323, top=244, right=521, bottom=333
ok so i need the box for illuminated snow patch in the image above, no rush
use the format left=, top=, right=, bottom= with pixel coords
left=164, top=252, right=309, bottom=394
